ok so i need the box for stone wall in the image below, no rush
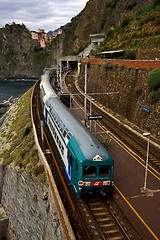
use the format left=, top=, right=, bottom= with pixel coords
left=79, top=61, right=160, bottom=137
left=0, top=164, right=64, bottom=240
left=137, top=47, right=160, bottom=60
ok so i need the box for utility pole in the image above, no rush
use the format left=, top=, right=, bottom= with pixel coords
left=143, top=132, right=151, bottom=191
left=90, top=100, right=92, bottom=132
left=60, top=59, right=62, bottom=93
left=84, top=64, right=87, bottom=127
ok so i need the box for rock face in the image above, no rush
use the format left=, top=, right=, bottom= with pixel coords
left=55, top=0, right=153, bottom=57
left=0, top=204, right=8, bottom=240
left=0, top=165, right=64, bottom=240
left=0, top=23, right=47, bottom=79
left=0, top=1, right=158, bottom=77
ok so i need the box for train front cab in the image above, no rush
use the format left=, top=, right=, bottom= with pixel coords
left=76, top=159, right=114, bottom=196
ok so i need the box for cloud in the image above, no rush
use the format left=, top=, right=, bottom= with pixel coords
left=0, top=0, right=88, bottom=31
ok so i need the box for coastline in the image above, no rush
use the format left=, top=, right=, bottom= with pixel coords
left=0, top=97, right=18, bottom=128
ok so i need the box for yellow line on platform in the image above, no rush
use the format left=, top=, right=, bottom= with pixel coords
left=114, top=184, right=159, bottom=240
left=71, top=91, right=160, bottom=239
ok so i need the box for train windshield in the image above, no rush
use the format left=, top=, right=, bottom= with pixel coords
left=83, top=165, right=111, bottom=178
left=83, top=166, right=96, bottom=177
left=99, top=165, right=111, bottom=176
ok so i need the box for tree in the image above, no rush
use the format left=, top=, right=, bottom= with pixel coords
left=147, top=68, right=160, bottom=90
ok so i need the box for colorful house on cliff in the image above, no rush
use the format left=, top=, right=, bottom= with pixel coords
left=38, top=29, right=46, bottom=48
left=31, top=29, right=46, bottom=48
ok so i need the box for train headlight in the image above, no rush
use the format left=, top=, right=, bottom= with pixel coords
left=103, top=181, right=111, bottom=185
left=78, top=181, right=84, bottom=186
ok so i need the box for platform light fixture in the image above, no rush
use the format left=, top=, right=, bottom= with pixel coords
left=142, top=132, right=151, bottom=191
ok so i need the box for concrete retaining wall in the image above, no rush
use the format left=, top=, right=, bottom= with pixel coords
left=79, top=60, right=160, bottom=137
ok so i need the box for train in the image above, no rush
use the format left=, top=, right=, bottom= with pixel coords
left=40, top=70, right=114, bottom=195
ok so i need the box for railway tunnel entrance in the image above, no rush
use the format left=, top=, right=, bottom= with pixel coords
left=60, top=55, right=78, bottom=70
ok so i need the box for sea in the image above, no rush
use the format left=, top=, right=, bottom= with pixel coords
left=0, top=79, right=36, bottom=103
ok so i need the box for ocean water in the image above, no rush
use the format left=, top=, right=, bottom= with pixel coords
left=0, top=79, right=36, bottom=103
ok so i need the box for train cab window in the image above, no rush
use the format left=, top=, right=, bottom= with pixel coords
left=99, top=166, right=111, bottom=177
left=83, top=166, right=96, bottom=177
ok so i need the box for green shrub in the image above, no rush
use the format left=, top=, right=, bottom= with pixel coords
left=23, top=126, right=31, bottom=137
left=87, top=62, right=91, bottom=68
left=126, top=51, right=136, bottom=60
left=34, top=164, right=44, bottom=176
left=32, top=193, right=38, bottom=203
left=147, top=68, right=160, bottom=90
left=106, top=0, right=119, bottom=9
left=136, top=86, right=142, bottom=95
left=121, top=18, right=131, bottom=28
left=149, top=90, right=160, bottom=102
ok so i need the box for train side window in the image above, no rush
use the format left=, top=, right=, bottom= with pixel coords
left=55, top=132, right=57, bottom=138
left=63, top=130, right=67, bottom=137
left=83, top=166, right=96, bottom=177
left=62, top=146, right=64, bottom=155
left=99, top=166, right=111, bottom=176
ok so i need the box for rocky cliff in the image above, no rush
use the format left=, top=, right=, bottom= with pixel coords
left=0, top=23, right=48, bottom=79
left=0, top=165, right=64, bottom=240
left=53, top=0, right=154, bottom=57
left=0, top=1, right=159, bottom=78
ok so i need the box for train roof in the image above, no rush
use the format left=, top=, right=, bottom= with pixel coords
left=45, top=96, right=111, bottom=162
left=40, top=72, right=57, bottom=100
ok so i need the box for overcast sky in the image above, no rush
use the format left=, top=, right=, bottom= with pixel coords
left=0, top=0, right=88, bottom=32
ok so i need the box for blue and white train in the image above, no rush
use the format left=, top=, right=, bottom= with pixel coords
left=40, top=70, right=114, bottom=195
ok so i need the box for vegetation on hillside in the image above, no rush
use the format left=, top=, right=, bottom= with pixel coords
left=94, top=0, right=160, bottom=52
left=0, top=88, right=46, bottom=182
left=147, top=68, right=160, bottom=102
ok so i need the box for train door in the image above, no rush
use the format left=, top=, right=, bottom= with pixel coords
left=74, top=162, right=78, bottom=185
left=67, top=151, right=72, bottom=181
left=44, top=107, right=48, bottom=123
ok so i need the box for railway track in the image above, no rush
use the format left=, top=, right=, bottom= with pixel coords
left=65, top=71, right=160, bottom=171
left=77, top=196, right=132, bottom=240
left=32, top=76, right=141, bottom=239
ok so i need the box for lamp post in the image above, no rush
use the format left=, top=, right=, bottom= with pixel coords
left=143, top=132, right=151, bottom=191
left=68, top=84, right=72, bottom=109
